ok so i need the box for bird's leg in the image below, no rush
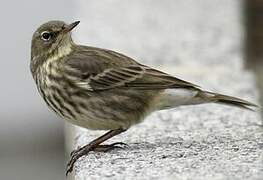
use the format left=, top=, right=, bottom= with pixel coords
left=66, top=129, right=126, bottom=176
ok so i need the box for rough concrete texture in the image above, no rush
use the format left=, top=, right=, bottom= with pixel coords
left=68, top=0, right=263, bottom=179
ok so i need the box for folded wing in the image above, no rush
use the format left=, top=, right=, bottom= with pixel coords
left=83, top=65, right=199, bottom=91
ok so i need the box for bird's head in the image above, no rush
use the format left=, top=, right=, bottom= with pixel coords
left=31, top=20, right=80, bottom=59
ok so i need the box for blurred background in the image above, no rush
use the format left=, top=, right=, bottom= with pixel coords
left=0, top=0, right=262, bottom=180
left=245, top=0, right=263, bottom=107
left=0, top=1, right=76, bottom=180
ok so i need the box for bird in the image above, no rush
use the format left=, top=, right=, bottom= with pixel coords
left=30, top=20, right=258, bottom=176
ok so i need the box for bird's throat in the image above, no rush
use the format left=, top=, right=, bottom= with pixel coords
left=48, top=42, right=73, bottom=62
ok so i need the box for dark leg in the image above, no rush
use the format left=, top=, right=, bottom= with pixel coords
left=66, top=128, right=126, bottom=176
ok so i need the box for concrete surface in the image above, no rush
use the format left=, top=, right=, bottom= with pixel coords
left=67, top=0, right=263, bottom=179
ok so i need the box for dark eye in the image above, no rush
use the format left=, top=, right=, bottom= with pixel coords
left=41, top=31, right=52, bottom=41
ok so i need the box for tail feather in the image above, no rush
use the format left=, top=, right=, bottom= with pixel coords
left=198, top=91, right=259, bottom=111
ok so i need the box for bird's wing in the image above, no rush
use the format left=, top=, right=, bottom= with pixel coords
left=65, top=46, right=199, bottom=91
left=74, top=64, right=199, bottom=91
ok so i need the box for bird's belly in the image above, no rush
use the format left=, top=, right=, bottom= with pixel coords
left=39, top=91, right=130, bottom=130
left=65, top=115, right=128, bottom=130
left=66, top=93, right=149, bottom=130
left=37, top=73, right=157, bottom=130
left=65, top=89, right=158, bottom=130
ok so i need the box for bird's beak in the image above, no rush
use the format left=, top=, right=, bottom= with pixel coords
left=63, top=21, right=80, bottom=33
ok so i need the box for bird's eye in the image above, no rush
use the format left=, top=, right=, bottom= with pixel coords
left=41, top=31, right=52, bottom=41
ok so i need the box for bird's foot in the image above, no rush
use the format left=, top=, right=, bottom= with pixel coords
left=66, top=144, right=92, bottom=176
left=66, top=142, right=128, bottom=176
left=93, top=142, right=129, bottom=152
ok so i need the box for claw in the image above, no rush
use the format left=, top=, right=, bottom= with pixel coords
left=66, top=154, right=77, bottom=176
left=70, top=149, right=77, bottom=157
left=66, top=145, right=92, bottom=176
left=70, top=145, right=82, bottom=156
left=110, top=142, right=129, bottom=148
left=93, top=142, right=129, bottom=152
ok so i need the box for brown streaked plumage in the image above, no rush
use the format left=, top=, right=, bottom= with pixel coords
left=30, top=20, right=258, bottom=176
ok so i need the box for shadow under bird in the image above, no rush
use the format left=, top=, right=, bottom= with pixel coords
left=30, top=20, right=258, bottom=176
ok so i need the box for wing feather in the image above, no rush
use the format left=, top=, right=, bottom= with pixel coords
left=84, top=65, right=199, bottom=91
left=88, top=66, right=145, bottom=90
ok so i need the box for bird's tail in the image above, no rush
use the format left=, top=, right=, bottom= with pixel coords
left=197, top=90, right=259, bottom=111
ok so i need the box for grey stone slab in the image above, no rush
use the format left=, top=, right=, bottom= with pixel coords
left=67, top=0, right=263, bottom=180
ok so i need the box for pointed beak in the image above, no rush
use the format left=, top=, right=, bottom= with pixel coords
left=63, top=21, right=80, bottom=33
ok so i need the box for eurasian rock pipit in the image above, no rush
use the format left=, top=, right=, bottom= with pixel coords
left=30, top=21, right=257, bottom=175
